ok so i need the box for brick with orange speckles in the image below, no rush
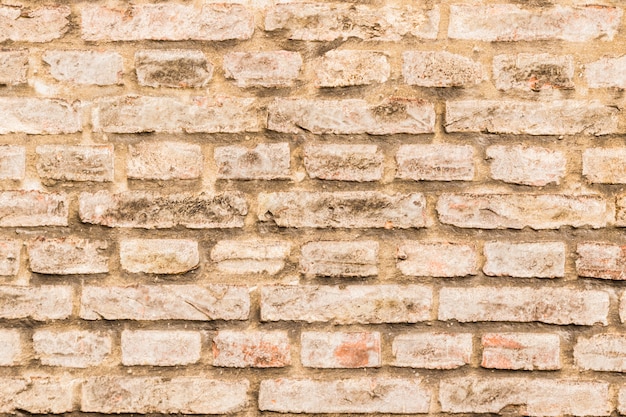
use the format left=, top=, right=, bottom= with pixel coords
left=397, top=242, right=477, bottom=277
left=301, top=332, right=380, bottom=368
left=577, top=242, right=626, bottom=280
left=212, top=330, right=290, bottom=368
left=482, top=333, right=561, bottom=370
left=493, top=54, right=574, bottom=91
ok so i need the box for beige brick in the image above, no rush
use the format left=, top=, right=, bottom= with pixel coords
left=487, top=145, right=566, bottom=186
left=482, top=333, right=561, bottom=370
left=215, top=143, right=290, bottom=180
left=403, top=51, right=484, bottom=87
left=36, top=145, right=114, bottom=182
left=0, top=50, right=28, bottom=85
left=300, top=240, right=378, bottom=277
left=396, top=144, right=474, bottom=181
left=610, top=195, right=626, bottom=226
left=122, top=330, right=201, bottom=366
left=28, top=237, right=108, bottom=275
left=33, top=330, right=111, bottom=368
left=0, top=98, right=81, bottom=134
left=127, top=141, right=202, bottom=180
left=392, top=333, right=472, bottom=369
left=0, top=240, right=20, bottom=276
left=619, top=388, right=626, bottom=415
left=304, top=144, right=383, bottom=182
left=586, top=55, right=626, bottom=89
left=224, top=51, right=301, bottom=88
left=574, top=334, right=626, bottom=372
left=0, top=330, right=21, bottom=366
left=315, top=50, right=389, bottom=87
left=43, top=50, right=123, bottom=85
left=621, top=292, right=626, bottom=323
left=493, top=54, right=574, bottom=91
left=0, top=5, right=70, bottom=43
left=0, top=146, right=25, bottom=180
left=135, top=49, right=212, bottom=88
left=210, top=240, right=291, bottom=275
left=213, top=330, right=290, bottom=368
left=577, top=242, right=626, bottom=280
left=0, top=286, right=72, bottom=320
left=583, top=148, right=626, bottom=184
left=120, top=239, right=198, bottom=274
left=397, top=242, right=477, bottom=277
left=0, top=377, right=76, bottom=414
left=483, top=241, right=565, bottom=278
left=0, top=191, right=68, bottom=227
left=301, top=332, right=380, bottom=368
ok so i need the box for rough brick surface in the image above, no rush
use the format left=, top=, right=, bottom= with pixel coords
left=483, top=241, right=565, bottom=278
left=487, top=145, right=566, bottom=186
left=120, top=239, right=198, bottom=274
left=392, top=333, right=472, bottom=369
left=212, top=330, right=290, bottom=368
left=574, top=334, right=626, bottom=372
left=0, top=98, right=81, bottom=134
left=0, top=286, right=72, bottom=320
left=315, top=51, right=389, bottom=87
left=135, top=50, right=212, bottom=88
left=0, top=50, right=28, bottom=85
left=28, top=237, right=108, bottom=275
left=304, top=144, right=383, bottom=182
left=300, top=240, right=378, bottom=277
left=576, top=242, right=626, bottom=280
left=33, top=330, right=111, bottom=368
left=210, top=240, right=291, bottom=275
left=43, top=51, right=123, bottom=85
left=403, top=51, right=484, bottom=87
left=493, top=54, right=574, bottom=91
left=481, top=333, right=561, bottom=370
left=0, top=377, right=76, bottom=414
left=301, top=332, right=381, bottom=368
left=224, top=51, right=302, bottom=88
left=215, top=143, right=290, bottom=180
left=0, top=146, right=25, bottom=180
left=0, top=5, right=70, bottom=43
left=36, top=145, right=114, bottom=182
left=583, top=148, right=626, bottom=184
left=127, top=141, right=203, bottom=180
left=586, top=56, right=626, bottom=89
left=122, top=330, right=201, bottom=366
left=397, top=241, right=477, bottom=277
left=0, top=330, right=21, bottom=366
left=0, top=240, right=20, bottom=276
left=396, top=144, right=474, bottom=181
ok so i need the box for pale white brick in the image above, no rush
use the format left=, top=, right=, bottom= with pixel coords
left=301, top=332, right=380, bottom=368
left=403, top=51, right=484, bottom=87
left=127, top=141, right=202, bottom=180
left=0, top=50, right=28, bottom=85
left=122, top=330, right=201, bottom=366
left=397, top=242, right=477, bottom=277
left=0, top=5, right=70, bottom=43
left=487, top=145, right=566, bottom=186
left=483, top=241, right=565, bottom=278
left=0, top=146, right=25, bottom=180
left=586, top=55, right=626, bottom=88
left=584, top=148, right=626, bottom=184
left=0, top=377, right=76, bottom=414
left=304, top=144, right=383, bottom=182
left=396, top=144, right=474, bottom=181
left=300, top=241, right=378, bottom=277
left=0, top=191, right=67, bottom=227
left=482, top=333, right=561, bottom=370
left=574, top=334, right=626, bottom=372
left=0, top=240, right=20, bottom=276
left=120, top=239, right=199, bottom=274
left=0, top=286, right=72, bottom=320
left=0, top=98, right=81, bottom=134
left=28, top=237, right=108, bottom=275
left=0, top=330, right=21, bottom=366
left=43, top=50, right=123, bottom=85
left=210, top=240, right=291, bottom=275
left=224, top=51, right=301, bottom=87
left=33, top=330, right=111, bottom=368
left=315, top=50, right=389, bottom=87
left=393, top=333, right=472, bottom=369
left=215, top=143, right=290, bottom=180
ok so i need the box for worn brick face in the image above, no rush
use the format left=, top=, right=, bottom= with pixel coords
left=300, top=240, right=378, bottom=277
left=577, top=242, right=626, bottom=280
left=301, top=332, right=381, bottom=368
left=33, top=330, right=111, bottom=368
left=36, top=145, right=114, bottom=182
left=28, top=237, right=108, bottom=275
left=135, top=50, right=212, bottom=88
left=210, top=240, right=291, bottom=275
left=315, top=51, right=389, bottom=87
left=304, top=144, right=383, bottom=182
left=483, top=241, right=565, bottom=278
left=127, top=141, right=203, bottom=180
left=392, top=333, right=472, bottom=369
left=481, top=333, right=561, bottom=370
left=403, top=51, right=484, bottom=87
left=224, top=51, right=302, bottom=88
left=396, top=144, right=474, bottom=181
left=0, top=5, right=70, bottom=43
left=215, top=143, right=290, bottom=180
left=0, top=50, right=28, bottom=85
left=493, top=54, right=574, bottom=91
left=397, top=241, right=477, bottom=277
left=43, top=51, right=123, bottom=85
left=487, top=145, right=566, bottom=186
left=122, top=330, right=201, bottom=366
left=120, top=239, right=199, bottom=274
left=212, top=331, right=290, bottom=368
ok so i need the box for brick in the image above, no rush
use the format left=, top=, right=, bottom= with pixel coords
left=210, top=240, right=291, bottom=275
left=120, top=239, right=199, bottom=274
left=122, top=330, right=201, bottom=366
left=265, top=4, right=439, bottom=41
left=300, top=240, right=378, bottom=277
left=43, top=51, right=123, bottom=85
left=0, top=191, right=67, bottom=227
left=445, top=100, right=618, bottom=136
left=215, top=143, right=290, bottom=180
left=619, top=389, right=626, bottom=415
left=315, top=50, right=389, bottom=87
left=82, top=377, right=249, bottom=414
left=36, top=145, right=114, bottom=182
left=0, top=330, right=21, bottom=366
left=128, top=141, right=202, bottom=180
left=586, top=55, right=626, bottom=89
left=0, top=98, right=81, bottom=134
left=439, top=286, right=609, bottom=325
left=224, top=51, right=301, bottom=88
left=259, top=378, right=431, bottom=413
left=493, top=54, right=574, bottom=91
left=583, top=148, right=626, bottom=184
left=483, top=241, right=565, bottom=278
left=301, top=332, right=380, bottom=368
left=392, top=333, right=472, bottom=369
left=0, top=377, right=76, bottom=414
left=482, top=333, right=561, bottom=370
left=0, top=50, right=28, bottom=85
left=440, top=377, right=610, bottom=416
left=33, top=330, right=111, bottom=368
left=135, top=49, right=212, bottom=88
left=80, top=285, right=249, bottom=321
left=258, top=192, right=426, bottom=229
left=574, top=334, right=626, bottom=372
left=0, top=286, right=72, bottom=320
left=611, top=196, right=626, bottom=226
left=396, top=144, right=474, bottom=181
left=303, top=144, right=383, bottom=182
left=487, top=145, right=566, bottom=186
left=0, top=240, right=20, bottom=276
left=402, top=51, right=484, bottom=87
left=621, top=292, right=626, bottom=323
left=79, top=190, right=247, bottom=229
left=577, top=242, right=626, bottom=280
left=397, top=242, right=477, bottom=277
left=0, top=5, right=70, bottom=42
left=0, top=146, right=25, bottom=180
left=28, top=237, right=108, bottom=275
left=268, top=98, right=435, bottom=135
left=92, top=96, right=263, bottom=133
left=261, top=285, right=432, bottom=324
left=448, top=4, right=621, bottom=42
left=437, top=194, right=611, bottom=230
left=82, top=4, right=253, bottom=41
left=213, top=330, right=290, bottom=368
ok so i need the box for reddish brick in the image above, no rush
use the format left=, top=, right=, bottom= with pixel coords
left=0, top=5, right=70, bottom=43
left=33, top=330, right=111, bottom=368
left=301, top=332, right=381, bottom=368
left=127, top=141, right=202, bottom=180
left=392, top=333, right=472, bottom=369
left=122, top=330, right=201, bottom=366
left=224, top=51, right=301, bottom=88
left=304, top=144, right=383, bottom=182
left=403, top=51, right=484, bottom=87
left=36, top=145, right=114, bottom=182
left=396, top=144, right=474, bottom=181
left=28, top=237, right=108, bottom=275
left=212, top=331, right=290, bottom=368
left=576, top=242, right=626, bottom=280
left=481, top=333, right=561, bottom=370
left=0, top=191, right=68, bottom=227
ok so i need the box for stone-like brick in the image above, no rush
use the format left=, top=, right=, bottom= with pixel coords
left=0, top=330, right=21, bottom=366
left=0, top=146, right=25, bottom=180
left=224, top=51, right=301, bottom=88
left=446, top=100, right=618, bottom=136
left=439, top=286, right=609, bottom=325
left=487, top=145, right=566, bottom=186
left=0, top=240, right=19, bottom=276
left=482, top=333, right=561, bottom=370
left=583, top=148, right=626, bottom=184
left=448, top=4, right=622, bottom=42
left=0, top=5, right=70, bottom=43
left=0, top=98, right=81, bottom=134
left=315, top=50, right=389, bottom=87
left=210, top=240, right=291, bottom=275
left=402, top=51, right=484, bottom=87
left=0, top=191, right=67, bottom=227
left=0, top=286, right=72, bottom=320
left=82, top=4, right=254, bottom=41
left=213, top=330, right=290, bottom=368
left=81, top=377, right=249, bottom=414
left=135, top=49, right=212, bottom=88
left=120, top=239, right=198, bottom=274
left=0, top=377, right=76, bottom=414
left=621, top=292, right=626, bottom=323
left=258, top=192, right=426, bottom=229
left=300, top=241, right=378, bottom=277
left=0, top=50, right=27, bottom=85
left=80, top=285, right=249, bottom=321
left=586, top=55, right=626, bottom=89
left=122, top=330, right=201, bottom=366
left=392, top=333, right=472, bottom=369
left=79, top=190, right=247, bottom=229
left=493, top=54, right=574, bottom=91
left=33, top=330, right=111, bottom=368
left=215, top=143, right=290, bottom=180
left=437, top=194, right=611, bottom=230
left=36, top=145, right=114, bottom=182
left=127, top=141, right=202, bottom=180
left=28, top=237, right=108, bottom=275
left=259, top=378, right=431, bottom=413
left=43, top=51, right=123, bottom=85
left=619, top=389, right=626, bottom=415
left=483, top=241, right=565, bottom=278
left=301, top=332, right=380, bottom=368
left=577, top=242, right=626, bottom=280
left=396, top=144, right=474, bottom=181
left=261, top=285, right=432, bottom=324
left=397, top=242, right=477, bottom=277
left=304, top=144, right=383, bottom=182
left=574, top=334, right=626, bottom=372
left=268, top=98, right=435, bottom=135
left=609, top=196, right=626, bottom=226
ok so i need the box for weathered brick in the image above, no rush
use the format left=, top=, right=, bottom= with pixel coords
left=487, top=145, right=566, bottom=186
left=210, top=240, right=291, bottom=275
left=586, top=55, right=626, bottom=89
left=0, top=191, right=67, bottom=226
left=0, top=50, right=28, bottom=85
left=392, top=333, right=472, bottom=369
left=577, top=242, right=626, bottom=280
left=315, top=50, right=389, bottom=87
left=397, top=242, right=477, bottom=277
left=621, top=292, right=626, bottom=323
left=120, top=239, right=198, bottom=274
left=0, top=330, right=21, bottom=366
left=0, top=286, right=72, bottom=320
left=80, top=285, right=249, bottom=321
left=402, top=51, right=484, bottom=87
left=439, top=286, right=609, bottom=325
left=135, top=49, right=212, bottom=88
left=300, top=240, right=378, bottom=277
left=128, top=141, right=202, bottom=180
left=574, top=334, right=626, bottom=372
left=583, top=148, right=626, bottom=184
left=301, top=332, right=380, bottom=368
left=0, top=98, right=81, bottom=134
left=28, top=237, right=108, bottom=275
left=213, top=330, right=290, bottom=368
left=396, top=144, right=474, bottom=181
left=610, top=196, right=626, bottom=226
left=0, top=377, right=76, bottom=414
left=448, top=4, right=622, bottom=42
left=36, top=145, right=114, bottom=182
left=215, top=143, right=290, bottom=180
left=437, top=194, right=611, bottom=229
left=258, top=192, right=426, bottom=229
left=445, top=100, right=618, bottom=136
left=0, top=5, right=70, bottom=42
left=0, top=240, right=19, bottom=276
left=259, top=378, right=431, bottom=413
left=79, top=190, right=247, bottom=229
left=82, top=377, right=248, bottom=414
left=303, top=144, right=383, bottom=182
left=82, top=4, right=254, bottom=41
left=122, top=330, right=201, bottom=366
left=261, top=285, right=432, bottom=323
left=224, top=51, right=301, bottom=88
left=43, top=51, right=123, bottom=85
left=268, top=98, right=435, bottom=135
left=33, top=330, right=111, bottom=368
left=0, top=146, right=25, bottom=180
left=482, top=333, right=561, bottom=370
left=619, top=389, right=626, bottom=415
left=483, top=241, right=565, bottom=278
left=493, top=54, right=574, bottom=91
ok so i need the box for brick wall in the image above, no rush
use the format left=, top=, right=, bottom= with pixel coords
left=0, top=0, right=626, bottom=415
